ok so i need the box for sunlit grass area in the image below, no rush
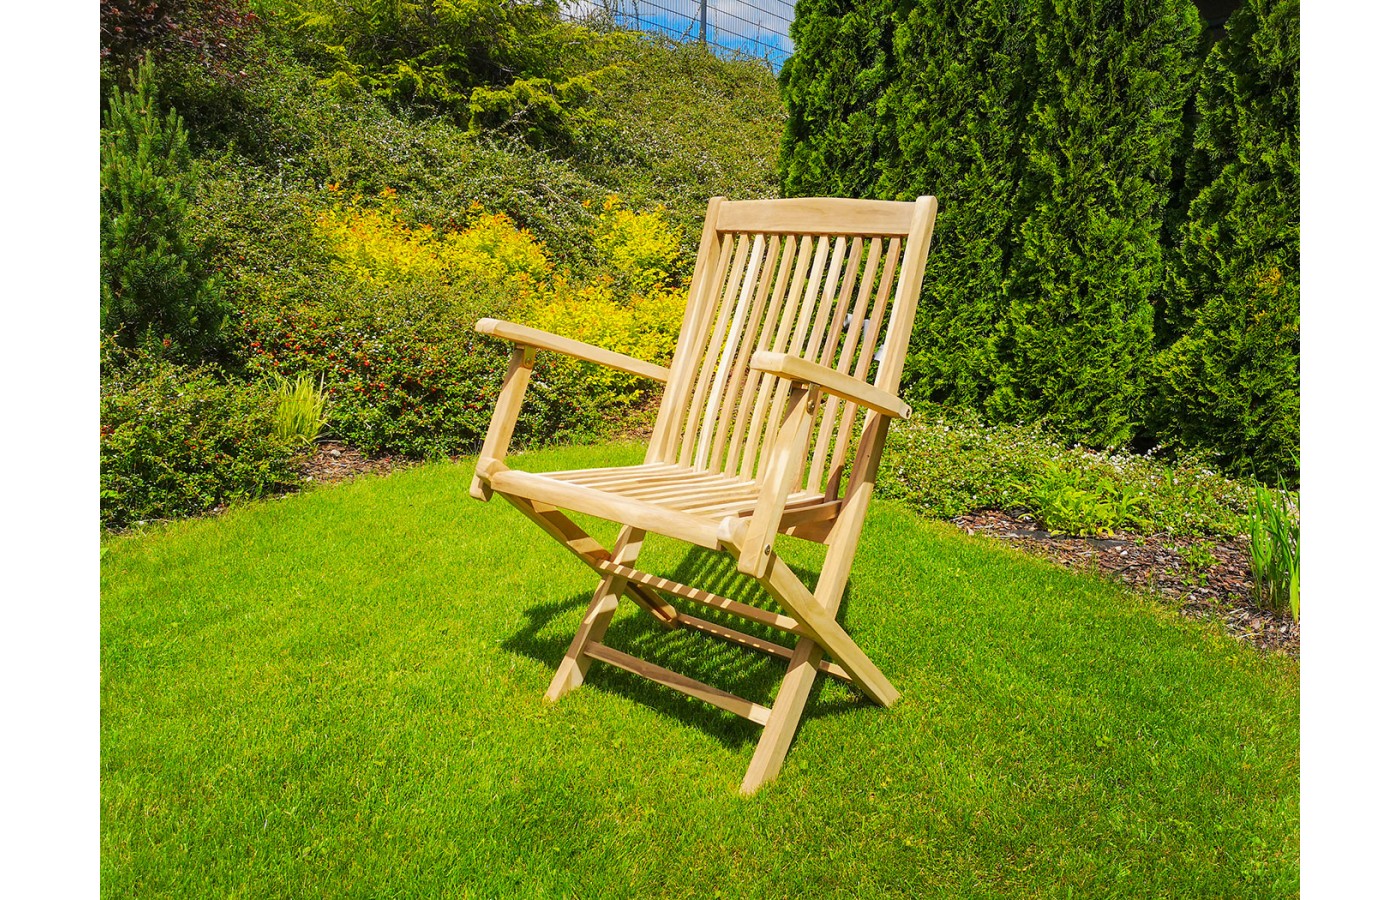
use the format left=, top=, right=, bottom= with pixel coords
left=101, top=442, right=1299, bottom=898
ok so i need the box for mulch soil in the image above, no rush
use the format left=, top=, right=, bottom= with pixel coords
left=298, top=441, right=418, bottom=484
left=299, top=444, right=1298, bottom=657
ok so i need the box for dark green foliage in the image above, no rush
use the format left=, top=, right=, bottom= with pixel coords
left=992, top=0, right=1199, bottom=448
left=886, top=1, right=1036, bottom=410
left=782, top=0, right=1298, bottom=481
left=781, top=0, right=1201, bottom=450
left=779, top=0, right=895, bottom=200
left=101, top=58, right=229, bottom=361
left=1154, top=0, right=1299, bottom=484
left=101, top=348, right=299, bottom=528
left=781, top=1, right=1036, bottom=409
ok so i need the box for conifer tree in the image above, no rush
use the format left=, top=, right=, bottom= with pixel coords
left=101, top=56, right=227, bottom=361
left=882, top=0, right=1037, bottom=409
left=779, top=0, right=899, bottom=200
left=990, top=0, right=1201, bottom=448
left=1154, top=0, right=1299, bottom=483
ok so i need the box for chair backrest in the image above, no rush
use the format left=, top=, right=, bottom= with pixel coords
left=646, top=196, right=938, bottom=500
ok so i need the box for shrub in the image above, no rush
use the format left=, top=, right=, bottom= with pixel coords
left=234, top=191, right=611, bottom=457
left=521, top=198, right=688, bottom=410
left=1018, top=462, right=1150, bottom=538
left=590, top=199, right=683, bottom=292
left=264, top=0, right=573, bottom=123
left=101, top=349, right=300, bottom=529
left=101, top=56, right=229, bottom=362
left=273, top=374, right=329, bottom=446
left=573, top=34, right=785, bottom=248
left=880, top=410, right=1253, bottom=538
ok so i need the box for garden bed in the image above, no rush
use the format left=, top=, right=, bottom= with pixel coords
left=952, top=509, right=1298, bottom=656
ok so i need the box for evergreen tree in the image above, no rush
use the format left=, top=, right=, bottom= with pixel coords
left=990, top=0, right=1201, bottom=448
left=1154, top=0, right=1299, bottom=483
left=101, top=56, right=228, bottom=361
left=883, top=0, right=1037, bottom=409
left=779, top=0, right=899, bottom=200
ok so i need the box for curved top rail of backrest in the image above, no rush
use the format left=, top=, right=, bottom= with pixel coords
left=714, top=197, right=917, bottom=237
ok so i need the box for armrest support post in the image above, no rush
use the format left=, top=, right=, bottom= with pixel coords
left=471, top=345, right=536, bottom=501
left=737, top=385, right=817, bottom=576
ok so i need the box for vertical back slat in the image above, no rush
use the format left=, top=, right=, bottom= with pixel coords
left=648, top=198, right=728, bottom=463
left=708, top=234, right=788, bottom=473
left=824, top=237, right=902, bottom=497
left=679, top=233, right=750, bottom=465
left=806, top=238, right=885, bottom=494
left=756, top=236, right=833, bottom=483
left=738, top=235, right=814, bottom=480
left=697, top=234, right=776, bottom=470
left=723, top=235, right=798, bottom=477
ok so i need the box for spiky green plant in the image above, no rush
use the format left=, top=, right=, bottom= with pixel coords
left=1247, top=485, right=1299, bottom=619
left=273, top=374, right=329, bottom=447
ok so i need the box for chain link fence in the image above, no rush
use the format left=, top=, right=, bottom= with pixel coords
left=561, top=0, right=795, bottom=70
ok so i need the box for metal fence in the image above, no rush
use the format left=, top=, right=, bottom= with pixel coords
left=561, top=0, right=796, bottom=70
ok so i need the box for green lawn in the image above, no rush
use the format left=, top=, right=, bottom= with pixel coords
left=101, top=442, right=1299, bottom=898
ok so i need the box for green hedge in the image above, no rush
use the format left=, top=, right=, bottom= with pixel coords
left=780, top=0, right=1300, bottom=484
left=1153, top=0, right=1300, bottom=483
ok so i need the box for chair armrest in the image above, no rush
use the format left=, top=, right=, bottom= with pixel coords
left=476, top=318, right=669, bottom=383
left=748, top=351, right=910, bottom=419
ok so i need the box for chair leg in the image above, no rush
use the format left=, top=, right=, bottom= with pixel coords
left=545, top=525, right=646, bottom=702
left=741, top=638, right=823, bottom=795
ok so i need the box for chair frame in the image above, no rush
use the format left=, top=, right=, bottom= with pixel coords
left=471, top=195, right=938, bottom=793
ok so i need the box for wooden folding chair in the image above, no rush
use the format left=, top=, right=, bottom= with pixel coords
left=472, top=196, right=938, bottom=793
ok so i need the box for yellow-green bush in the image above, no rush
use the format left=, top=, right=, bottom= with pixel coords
left=236, top=187, right=689, bottom=455
left=590, top=197, right=682, bottom=292
left=314, top=188, right=552, bottom=294
left=523, top=199, right=688, bottom=408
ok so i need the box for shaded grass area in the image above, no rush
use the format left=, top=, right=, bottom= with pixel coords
left=102, top=442, right=1299, bottom=898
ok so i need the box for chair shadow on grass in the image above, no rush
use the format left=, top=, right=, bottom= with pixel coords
left=500, top=543, right=868, bottom=751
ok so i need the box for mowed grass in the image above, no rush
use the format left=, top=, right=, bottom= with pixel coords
left=101, top=442, right=1299, bottom=898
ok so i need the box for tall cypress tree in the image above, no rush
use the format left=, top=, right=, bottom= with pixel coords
left=884, top=0, right=1037, bottom=409
left=779, top=0, right=899, bottom=200
left=990, top=0, right=1201, bottom=448
left=1153, top=0, right=1299, bottom=484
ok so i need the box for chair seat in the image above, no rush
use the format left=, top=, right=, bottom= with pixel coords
left=487, top=463, right=825, bottom=550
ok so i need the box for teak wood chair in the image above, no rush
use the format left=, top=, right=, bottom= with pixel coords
left=472, top=195, right=938, bottom=793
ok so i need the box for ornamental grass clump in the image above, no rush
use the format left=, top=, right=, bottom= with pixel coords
left=273, top=374, right=329, bottom=447
left=1247, top=486, right=1300, bottom=619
